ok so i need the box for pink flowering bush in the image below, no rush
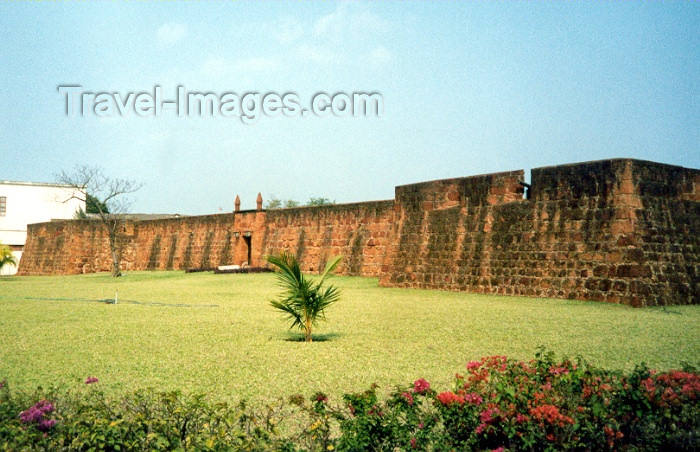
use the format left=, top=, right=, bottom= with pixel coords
left=0, top=350, right=698, bottom=450
left=326, top=348, right=699, bottom=450
left=19, top=400, right=57, bottom=432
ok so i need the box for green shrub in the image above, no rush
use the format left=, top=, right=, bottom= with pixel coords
left=310, top=350, right=700, bottom=451
left=1, top=351, right=698, bottom=450
left=0, top=382, right=288, bottom=451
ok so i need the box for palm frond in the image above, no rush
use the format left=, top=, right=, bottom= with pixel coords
left=269, top=299, right=304, bottom=330
left=266, top=252, right=343, bottom=341
left=317, top=255, right=342, bottom=285
left=0, top=243, right=17, bottom=270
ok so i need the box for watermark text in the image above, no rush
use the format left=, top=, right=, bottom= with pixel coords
left=58, top=86, right=383, bottom=124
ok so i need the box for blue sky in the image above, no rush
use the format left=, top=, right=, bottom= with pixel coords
left=1, top=2, right=698, bottom=214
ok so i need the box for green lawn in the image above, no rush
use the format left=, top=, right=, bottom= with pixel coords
left=0, top=271, right=698, bottom=403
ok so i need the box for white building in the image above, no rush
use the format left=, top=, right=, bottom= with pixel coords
left=0, top=181, right=85, bottom=275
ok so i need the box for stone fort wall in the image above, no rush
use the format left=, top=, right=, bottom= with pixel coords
left=18, top=159, right=699, bottom=307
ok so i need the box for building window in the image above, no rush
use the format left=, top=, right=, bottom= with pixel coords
left=0, top=197, right=5, bottom=216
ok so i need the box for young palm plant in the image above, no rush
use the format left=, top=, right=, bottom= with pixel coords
left=266, top=252, right=342, bottom=342
left=0, top=242, right=17, bottom=273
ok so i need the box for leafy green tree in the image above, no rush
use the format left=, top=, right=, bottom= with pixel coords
left=0, top=242, right=17, bottom=273
left=307, top=197, right=334, bottom=206
left=265, top=196, right=300, bottom=209
left=73, top=207, right=88, bottom=219
left=86, top=194, right=109, bottom=214
left=266, top=252, right=342, bottom=342
left=264, top=197, right=283, bottom=209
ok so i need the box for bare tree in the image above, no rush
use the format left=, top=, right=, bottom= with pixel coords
left=57, top=166, right=143, bottom=277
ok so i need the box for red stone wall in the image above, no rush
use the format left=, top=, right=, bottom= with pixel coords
left=378, top=159, right=698, bottom=306
left=19, top=220, right=137, bottom=275
left=17, top=159, right=699, bottom=306
left=261, top=201, right=395, bottom=276
left=20, top=211, right=266, bottom=275
left=378, top=170, right=526, bottom=290
left=132, top=211, right=266, bottom=271
left=627, top=160, right=699, bottom=305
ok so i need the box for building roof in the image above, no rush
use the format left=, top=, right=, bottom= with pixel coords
left=120, top=213, right=185, bottom=220
left=0, top=180, right=76, bottom=189
left=65, top=213, right=185, bottom=221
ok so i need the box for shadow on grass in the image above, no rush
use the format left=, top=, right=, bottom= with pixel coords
left=284, top=332, right=342, bottom=342
left=655, top=306, right=685, bottom=315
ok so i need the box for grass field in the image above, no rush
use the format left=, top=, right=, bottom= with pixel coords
left=0, top=271, right=698, bottom=403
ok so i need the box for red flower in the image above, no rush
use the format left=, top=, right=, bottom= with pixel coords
left=549, top=366, right=570, bottom=376
left=437, top=391, right=465, bottom=406
left=467, top=360, right=482, bottom=371
left=682, top=381, right=700, bottom=397
left=530, top=404, right=574, bottom=427
left=515, top=413, right=529, bottom=424
left=464, top=392, right=483, bottom=405
left=401, top=392, right=414, bottom=405
left=468, top=368, right=491, bottom=384
left=483, top=356, right=507, bottom=372
left=413, top=378, right=430, bottom=394
left=480, top=407, right=502, bottom=423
